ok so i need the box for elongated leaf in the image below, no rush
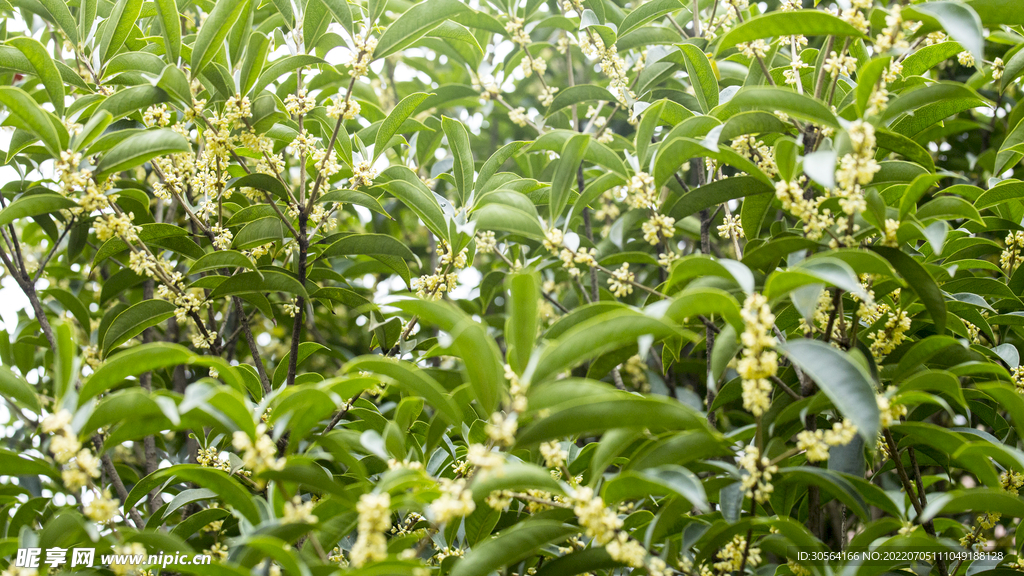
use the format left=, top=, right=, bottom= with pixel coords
left=0, top=86, right=61, bottom=154
left=517, top=394, right=707, bottom=445
left=96, top=129, right=191, bottom=178
left=209, top=270, right=308, bottom=299
left=713, top=86, right=839, bottom=128
left=870, top=246, right=947, bottom=334
left=373, top=0, right=474, bottom=59
left=441, top=116, right=474, bottom=204
left=394, top=299, right=504, bottom=413
left=189, top=251, right=258, bottom=275
left=345, top=356, right=464, bottom=424
left=9, top=38, right=64, bottom=116
left=0, top=366, right=40, bottom=412
left=545, top=85, right=617, bottom=117
left=0, top=193, right=77, bottom=226
left=192, top=0, right=251, bottom=76
left=505, top=271, right=539, bottom=375
left=906, top=2, right=984, bottom=67
left=475, top=141, right=529, bottom=198
left=99, top=0, right=143, bottom=62
left=779, top=339, right=880, bottom=442
left=125, top=465, right=260, bottom=523
left=81, top=343, right=244, bottom=403
left=38, top=0, right=80, bottom=46
left=717, top=10, right=865, bottom=52
left=102, top=299, right=176, bottom=355
left=550, top=133, right=590, bottom=219
left=450, top=519, right=576, bottom=576
left=153, top=0, right=182, bottom=62
left=678, top=44, right=719, bottom=113
left=375, top=92, right=431, bottom=161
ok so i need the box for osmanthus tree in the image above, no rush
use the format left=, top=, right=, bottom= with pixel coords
left=4, top=0, right=1024, bottom=574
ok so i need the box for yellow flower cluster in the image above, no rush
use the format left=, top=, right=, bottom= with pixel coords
left=428, top=478, right=475, bottom=524
left=348, top=34, right=377, bottom=78
left=738, top=445, right=777, bottom=503
left=877, top=391, right=908, bottom=427
left=738, top=294, right=778, bottom=416
left=642, top=214, right=676, bottom=245
left=1000, top=231, right=1024, bottom=274
left=796, top=419, right=858, bottom=462
left=607, top=263, right=635, bottom=298
left=231, top=423, right=284, bottom=474
left=43, top=410, right=102, bottom=491
left=485, top=411, right=517, bottom=446
left=834, top=121, right=880, bottom=219
left=716, top=215, right=744, bottom=241
left=351, top=492, right=390, bottom=567
left=284, top=90, right=316, bottom=117
left=775, top=177, right=833, bottom=240
left=712, top=535, right=760, bottom=573
left=197, top=446, right=231, bottom=472
left=867, top=308, right=911, bottom=358
left=282, top=496, right=319, bottom=524
left=540, top=440, right=568, bottom=468
left=624, top=172, right=658, bottom=209
left=85, top=488, right=120, bottom=524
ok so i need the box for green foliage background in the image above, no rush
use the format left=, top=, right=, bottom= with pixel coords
left=1, top=0, right=1024, bottom=574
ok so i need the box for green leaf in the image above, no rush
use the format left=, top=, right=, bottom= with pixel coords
left=441, top=116, right=474, bottom=204
left=125, top=465, right=260, bottom=523
left=870, top=246, right=947, bottom=334
left=38, top=0, right=80, bottom=46
left=95, top=129, right=192, bottom=179
left=9, top=37, right=64, bottom=116
left=192, top=0, right=252, bottom=77
left=0, top=86, right=61, bottom=154
left=209, top=270, right=308, bottom=299
left=95, top=85, right=171, bottom=121
left=317, top=233, right=414, bottom=287
left=905, top=2, right=984, bottom=67
left=101, top=299, right=176, bottom=355
left=717, top=10, right=865, bottom=52
left=380, top=169, right=450, bottom=242
left=0, top=193, right=77, bottom=226
left=995, top=117, right=1024, bottom=176
left=666, top=176, right=773, bottom=220
left=344, top=356, right=464, bottom=424
left=0, top=365, right=40, bottom=412
left=919, top=488, right=1024, bottom=523
left=713, top=86, right=839, bottom=128
left=505, top=271, right=539, bottom=375
left=81, top=343, right=244, bottom=404
left=550, top=133, right=590, bottom=219
left=544, top=85, right=617, bottom=117
left=229, top=173, right=291, bottom=201
left=475, top=141, right=529, bottom=198
left=779, top=339, right=880, bottom=442
left=394, top=299, right=504, bottom=413
left=98, top=0, right=143, bottom=63
left=189, top=251, right=258, bottom=275
left=374, top=0, right=474, bottom=60
left=0, top=449, right=58, bottom=478
left=449, top=519, right=576, bottom=576
left=471, top=203, right=545, bottom=240
left=375, top=92, right=431, bottom=161
left=153, top=0, right=181, bottom=63
left=239, top=32, right=270, bottom=97
left=517, top=393, right=707, bottom=445
left=72, top=110, right=113, bottom=153
left=603, top=465, right=709, bottom=511
left=678, top=44, right=719, bottom=113
left=233, top=217, right=284, bottom=251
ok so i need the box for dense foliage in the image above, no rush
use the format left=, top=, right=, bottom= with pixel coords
left=3, top=0, right=1024, bottom=574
